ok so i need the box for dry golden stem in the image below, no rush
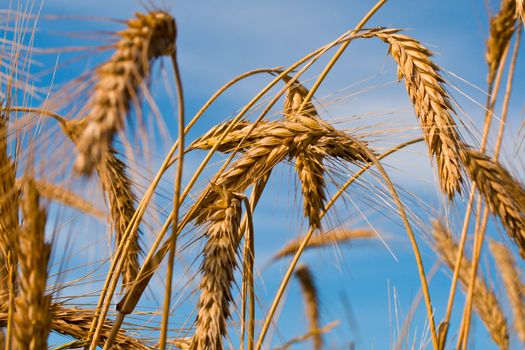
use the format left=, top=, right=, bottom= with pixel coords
left=189, top=189, right=243, bottom=350
left=14, top=179, right=51, bottom=350
left=73, top=11, right=177, bottom=174
left=489, top=240, right=525, bottom=342
left=432, top=221, right=509, bottom=349
left=273, top=229, right=375, bottom=260
left=295, top=265, right=322, bottom=350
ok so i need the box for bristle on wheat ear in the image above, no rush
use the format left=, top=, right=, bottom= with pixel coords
left=432, top=220, right=509, bottom=349
left=73, top=11, right=177, bottom=175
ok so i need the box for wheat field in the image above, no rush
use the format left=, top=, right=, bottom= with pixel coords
left=0, top=0, right=525, bottom=349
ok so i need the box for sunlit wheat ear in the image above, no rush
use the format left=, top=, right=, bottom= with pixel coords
left=432, top=220, right=509, bottom=349
left=364, top=28, right=464, bottom=199
left=48, top=304, right=150, bottom=349
left=73, top=11, right=176, bottom=175
left=461, top=149, right=525, bottom=257
left=295, top=265, right=322, bottom=350
left=62, top=120, right=141, bottom=289
left=487, top=0, right=517, bottom=83
left=190, top=189, right=243, bottom=350
left=489, top=240, right=525, bottom=342
left=194, top=118, right=330, bottom=223
left=14, top=179, right=51, bottom=350
left=274, top=229, right=375, bottom=260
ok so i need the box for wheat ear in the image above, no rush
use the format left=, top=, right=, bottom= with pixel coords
left=364, top=28, right=464, bottom=198
left=489, top=240, right=525, bottom=342
left=295, top=264, right=322, bottom=350
left=73, top=11, right=176, bottom=174
left=14, top=179, right=51, bottom=350
left=62, top=120, right=141, bottom=290
left=274, top=229, right=375, bottom=260
left=461, top=149, right=525, bottom=257
left=487, top=0, right=517, bottom=84
left=432, top=220, right=509, bottom=349
left=189, top=189, right=243, bottom=350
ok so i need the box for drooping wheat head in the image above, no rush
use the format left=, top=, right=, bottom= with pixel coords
left=487, top=0, right=517, bottom=83
left=295, top=264, right=322, bottom=350
left=62, top=119, right=141, bottom=290
left=489, top=240, right=525, bottom=342
left=364, top=28, right=464, bottom=199
left=14, top=179, right=51, bottom=350
left=73, top=11, right=176, bottom=175
left=190, top=189, right=243, bottom=350
left=432, top=220, right=509, bottom=349
left=461, top=149, right=525, bottom=257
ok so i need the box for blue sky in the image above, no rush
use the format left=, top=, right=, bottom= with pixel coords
left=5, top=0, right=525, bottom=349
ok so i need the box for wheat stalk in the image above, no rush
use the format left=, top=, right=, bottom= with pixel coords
left=14, top=179, right=51, bottom=350
left=363, top=28, right=464, bottom=199
left=432, top=220, right=509, bottom=349
left=461, top=149, right=525, bottom=257
left=487, top=0, right=517, bottom=84
left=189, top=189, right=243, bottom=350
left=73, top=11, right=176, bottom=175
left=489, top=240, right=525, bottom=342
left=295, top=264, right=322, bottom=350
left=274, top=229, right=375, bottom=260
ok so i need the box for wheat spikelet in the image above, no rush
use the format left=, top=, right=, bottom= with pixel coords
left=295, top=264, right=322, bottom=350
left=461, top=149, right=525, bottom=257
left=14, top=179, right=51, bottom=350
left=364, top=28, right=464, bottom=198
left=190, top=189, right=243, bottom=350
left=274, top=229, right=375, bottom=260
left=489, top=240, right=525, bottom=342
left=62, top=120, right=141, bottom=289
left=73, top=11, right=176, bottom=175
left=487, top=0, right=517, bottom=83
left=432, top=220, right=509, bottom=349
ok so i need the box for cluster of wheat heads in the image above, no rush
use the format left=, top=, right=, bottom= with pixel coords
left=1, top=0, right=525, bottom=349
